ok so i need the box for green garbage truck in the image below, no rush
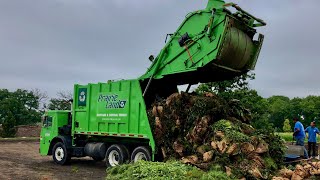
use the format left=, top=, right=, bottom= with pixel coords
left=40, top=0, right=266, bottom=167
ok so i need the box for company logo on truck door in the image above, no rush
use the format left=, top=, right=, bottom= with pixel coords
left=98, top=94, right=127, bottom=109
left=79, top=91, right=86, bottom=102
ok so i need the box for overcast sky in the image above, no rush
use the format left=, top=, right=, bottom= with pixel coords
left=0, top=0, right=319, bottom=98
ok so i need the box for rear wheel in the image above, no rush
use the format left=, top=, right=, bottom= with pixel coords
left=52, top=142, right=70, bottom=165
left=131, top=146, right=152, bottom=163
left=105, top=144, right=129, bottom=167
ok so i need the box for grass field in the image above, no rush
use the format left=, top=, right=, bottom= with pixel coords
left=276, top=132, right=308, bottom=143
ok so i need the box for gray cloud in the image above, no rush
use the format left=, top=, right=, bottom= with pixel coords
left=0, top=0, right=319, bottom=98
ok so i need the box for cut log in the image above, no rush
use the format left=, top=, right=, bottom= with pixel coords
left=203, top=151, right=214, bottom=162
left=241, top=142, right=255, bottom=154
left=225, top=166, right=232, bottom=176
left=255, top=140, right=269, bottom=154
left=226, top=143, right=238, bottom=155
left=173, top=141, right=184, bottom=157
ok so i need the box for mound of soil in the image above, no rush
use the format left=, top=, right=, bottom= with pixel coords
left=15, top=125, right=41, bottom=137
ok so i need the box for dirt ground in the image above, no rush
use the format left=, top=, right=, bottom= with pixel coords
left=0, top=141, right=107, bottom=180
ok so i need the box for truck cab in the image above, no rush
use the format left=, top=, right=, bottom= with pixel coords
left=40, top=111, right=71, bottom=156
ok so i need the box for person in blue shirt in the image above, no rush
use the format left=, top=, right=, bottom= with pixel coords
left=305, top=121, right=320, bottom=158
left=293, top=117, right=309, bottom=159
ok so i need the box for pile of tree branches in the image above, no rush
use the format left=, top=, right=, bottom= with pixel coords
left=148, top=92, right=286, bottom=179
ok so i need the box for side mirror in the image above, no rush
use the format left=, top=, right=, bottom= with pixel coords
left=149, top=55, right=154, bottom=62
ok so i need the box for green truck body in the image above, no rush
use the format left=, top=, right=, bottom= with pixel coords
left=72, top=80, right=156, bottom=157
left=40, top=0, right=266, bottom=166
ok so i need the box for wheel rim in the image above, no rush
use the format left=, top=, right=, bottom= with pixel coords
left=108, top=150, right=120, bottom=166
left=55, top=147, right=64, bottom=161
left=134, top=152, right=147, bottom=162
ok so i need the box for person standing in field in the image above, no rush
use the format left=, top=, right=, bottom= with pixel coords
left=305, top=121, right=320, bottom=158
left=293, top=117, right=309, bottom=159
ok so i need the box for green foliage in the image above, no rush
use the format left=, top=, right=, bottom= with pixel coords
left=195, top=73, right=320, bottom=133
left=210, top=120, right=285, bottom=178
left=276, top=132, right=307, bottom=143
left=276, top=132, right=293, bottom=142
left=211, top=119, right=232, bottom=131
left=263, top=157, right=277, bottom=172
left=48, top=98, right=71, bottom=110
left=225, top=130, right=250, bottom=143
left=195, top=73, right=274, bottom=132
left=263, top=133, right=286, bottom=166
left=267, top=96, right=291, bottom=130
left=204, top=169, right=234, bottom=180
left=283, top=119, right=291, bottom=132
left=1, top=111, right=17, bottom=137
left=0, top=89, right=42, bottom=127
left=188, top=96, right=227, bottom=124
left=212, top=120, right=250, bottom=142
left=266, top=95, right=320, bottom=131
left=196, top=72, right=255, bottom=95
left=106, top=161, right=233, bottom=180
left=251, top=114, right=273, bottom=132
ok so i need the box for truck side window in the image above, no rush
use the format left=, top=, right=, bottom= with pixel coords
left=47, top=116, right=53, bottom=127
left=42, top=116, right=47, bottom=127
left=43, top=116, right=53, bottom=127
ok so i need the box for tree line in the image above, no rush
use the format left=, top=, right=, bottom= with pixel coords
left=0, top=89, right=72, bottom=137
left=195, top=73, right=320, bottom=132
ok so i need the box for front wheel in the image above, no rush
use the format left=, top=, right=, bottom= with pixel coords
left=52, top=142, right=70, bottom=165
left=131, top=146, right=152, bottom=163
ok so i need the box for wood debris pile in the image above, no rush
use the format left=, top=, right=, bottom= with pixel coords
left=148, top=92, right=285, bottom=179
left=273, top=161, right=320, bottom=180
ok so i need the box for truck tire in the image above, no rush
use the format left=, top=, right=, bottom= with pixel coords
left=105, top=144, right=129, bottom=167
left=52, top=142, right=70, bottom=165
left=131, top=146, right=151, bottom=163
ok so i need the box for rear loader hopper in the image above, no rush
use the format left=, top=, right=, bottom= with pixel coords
left=140, top=0, right=266, bottom=106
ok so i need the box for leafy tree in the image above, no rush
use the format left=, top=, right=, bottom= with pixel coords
left=1, top=111, right=17, bottom=137
left=0, top=89, right=10, bottom=124
left=0, top=89, right=9, bottom=102
left=267, top=96, right=291, bottom=130
left=299, top=96, right=320, bottom=126
left=196, top=72, right=255, bottom=97
left=48, top=99, right=71, bottom=110
left=0, top=89, right=42, bottom=126
left=195, top=73, right=273, bottom=131
left=288, top=97, right=303, bottom=127
left=48, top=91, right=72, bottom=110
left=283, top=119, right=291, bottom=132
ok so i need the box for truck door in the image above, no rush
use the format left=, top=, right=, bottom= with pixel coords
left=40, top=115, right=54, bottom=155
left=41, top=116, right=53, bottom=144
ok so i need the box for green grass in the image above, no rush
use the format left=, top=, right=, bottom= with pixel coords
left=276, top=132, right=307, bottom=143
left=106, top=161, right=234, bottom=180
